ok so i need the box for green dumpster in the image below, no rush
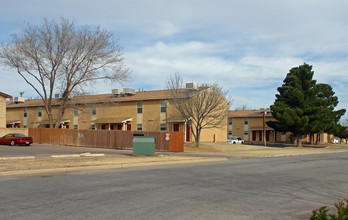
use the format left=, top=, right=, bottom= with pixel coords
left=133, top=136, right=155, bottom=156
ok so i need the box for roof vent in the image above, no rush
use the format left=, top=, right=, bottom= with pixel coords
left=55, top=93, right=73, bottom=100
left=122, top=88, right=136, bottom=95
left=186, top=83, right=198, bottom=90
left=12, top=97, right=25, bottom=104
left=112, top=89, right=123, bottom=96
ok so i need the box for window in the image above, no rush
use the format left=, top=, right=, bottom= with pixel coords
left=244, top=118, right=248, bottom=125
left=91, top=104, right=96, bottom=115
left=228, top=131, right=232, bottom=135
left=24, top=108, right=27, bottom=118
left=160, top=100, right=166, bottom=113
left=160, top=123, right=166, bottom=131
left=24, top=125, right=27, bottom=128
left=38, top=107, right=42, bottom=117
left=244, top=131, right=248, bottom=135
left=91, top=124, right=96, bottom=130
left=137, top=124, right=142, bottom=131
left=74, top=105, right=78, bottom=116
left=228, top=117, right=233, bottom=125
left=137, top=102, right=143, bottom=114
left=74, top=125, right=78, bottom=130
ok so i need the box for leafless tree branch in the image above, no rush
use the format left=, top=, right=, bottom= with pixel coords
left=0, top=17, right=130, bottom=128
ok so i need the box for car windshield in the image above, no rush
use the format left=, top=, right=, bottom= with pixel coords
left=14, top=133, right=27, bottom=137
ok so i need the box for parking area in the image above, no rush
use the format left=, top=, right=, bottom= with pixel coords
left=0, top=143, right=133, bottom=158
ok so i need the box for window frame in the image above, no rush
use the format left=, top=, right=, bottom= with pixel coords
left=160, top=100, right=166, bottom=113
left=91, top=104, right=96, bottom=116
left=160, top=123, right=166, bottom=131
left=137, top=102, right=143, bottom=114
left=38, top=107, right=42, bottom=117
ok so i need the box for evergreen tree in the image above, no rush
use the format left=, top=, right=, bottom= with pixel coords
left=311, top=84, right=346, bottom=143
left=267, top=63, right=345, bottom=147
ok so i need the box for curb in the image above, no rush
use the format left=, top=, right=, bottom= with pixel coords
left=0, top=156, right=35, bottom=160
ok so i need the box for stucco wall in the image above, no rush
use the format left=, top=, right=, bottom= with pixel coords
left=0, top=128, right=28, bottom=137
left=0, top=97, right=6, bottom=128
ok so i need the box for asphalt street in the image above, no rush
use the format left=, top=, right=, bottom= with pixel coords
left=0, top=152, right=347, bottom=220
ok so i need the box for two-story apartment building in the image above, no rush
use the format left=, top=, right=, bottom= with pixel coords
left=6, top=86, right=227, bottom=143
left=0, top=92, right=12, bottom=128
left=227, top=109, right=330, bottom=144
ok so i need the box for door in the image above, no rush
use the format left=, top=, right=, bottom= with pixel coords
left=266, top=130, right=270, bottom=141
left=186, top=124, right=190, bottom=142
left=127, top=124, right=131, bottom=131
left=173, top=124, right=179, bottom=132
left=117, top=124, right=123, bottom=130
left=101, top=125, right=106, bottom=130
left=252, top=131, right=256, bottom=141
left=110, top=125, right=115, bottom=130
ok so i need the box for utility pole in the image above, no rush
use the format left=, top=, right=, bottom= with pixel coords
left=260, top=108, right=271, bottom=147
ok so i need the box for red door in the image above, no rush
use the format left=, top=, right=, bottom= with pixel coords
left=110, top=125, right=115, bottom=130
left=101, top=125, right=106, bottom=130
left=173, top=124, right=179, bottom=132
left=127, top=124, right=131, bottom=131
left=117, top=124, right=123, bottom=130
left=186, top=124, right=190, bottom=142
left=259, top=131, right=262, bottom=141
left=266, top=131, right=270, bottom=141
left=252, top=131, right=256, bottom=141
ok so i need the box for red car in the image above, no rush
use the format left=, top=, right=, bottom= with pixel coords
left=0, top=133, right=33, bottom=146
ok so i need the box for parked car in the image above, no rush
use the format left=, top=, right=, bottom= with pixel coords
left=333, top=138, right=339, bottom=144
left=0, top=133, right=33, bottom=146
left=227, top=136, right=244, bottom=144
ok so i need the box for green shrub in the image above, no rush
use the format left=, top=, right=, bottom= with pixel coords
left=310, top=195, right=348, bottom=220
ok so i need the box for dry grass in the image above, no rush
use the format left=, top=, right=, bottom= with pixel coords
left=185, top=142, right=348, bottom=157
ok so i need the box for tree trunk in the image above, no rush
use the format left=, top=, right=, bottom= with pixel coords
left=296, top=134, right=303, bottom=147
left=194, top=127, right=201, bottom=148
left=315, top=133, right=320, bottom=145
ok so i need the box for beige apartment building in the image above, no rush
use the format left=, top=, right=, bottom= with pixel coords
left=6, top=86, right=228, bottom=143
left=0, top=92, right=12, bottom=128
left=228, top=110, right=330, bottom=144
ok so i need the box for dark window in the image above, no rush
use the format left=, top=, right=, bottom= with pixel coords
left=160, top=100, right=166, bottom=113
left=74, top=106, right=78, bottom=116
left=38, top=107, right=42, bottom=117
left=244, top=118, right=248, bottom=125
left=228, top=117, right=232, bottom=125
left=91, top=104, right=96, bottom=115
left=160, top=123, right=166, bottom=131
left=24, top=108, right=27, bottom=118
left=91, top=124, right=96, bottom=130
left=137, top=124, right=142, bottom=131
left=137, top=102, right=143, bottom=114
left=244, top=131, right=248, bottom=135
left=74, top=125, right=78, bottom=130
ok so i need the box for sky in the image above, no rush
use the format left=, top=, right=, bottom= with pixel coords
left=0, top=0, right=347, bottom=117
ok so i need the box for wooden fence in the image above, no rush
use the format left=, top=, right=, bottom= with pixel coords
left=29, top=128, right=184, bottom=152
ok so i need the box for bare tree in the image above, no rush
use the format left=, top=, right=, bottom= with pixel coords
left=0, top=18, right=130, bottom=128
left=234, top=104, right=252, bottom=110
left=166, top=73, right=231, bottom=147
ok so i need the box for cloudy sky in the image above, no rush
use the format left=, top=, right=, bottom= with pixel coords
left=0, top=0, right=347, bottom=116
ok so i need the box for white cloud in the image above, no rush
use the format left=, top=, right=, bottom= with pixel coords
left=0, top=0, right=347, bottom=115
